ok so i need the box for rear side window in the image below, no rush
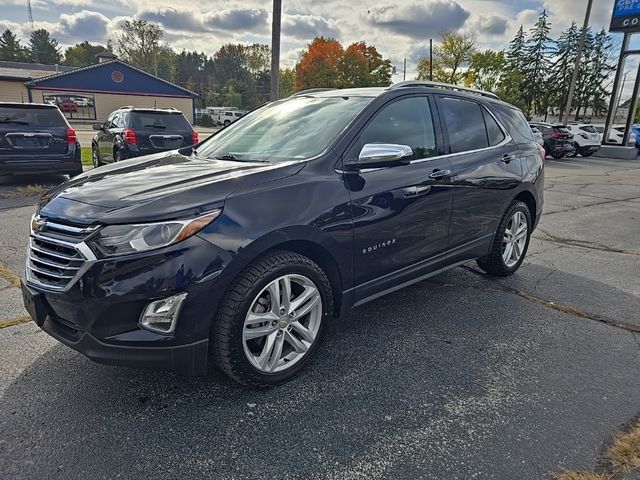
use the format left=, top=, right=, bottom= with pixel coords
left=494, top=104, right=534, bottom=141
left=0, top=106, right=67, bottom=127
left=580, top=126, right=597, bottom=133
left=440, top=97, right=489, bottom=153
left=130, top=112, right=191, bottom=130
left=483, top=109, right=505, bottom=146
left=353, top=96, right=437, bottom=161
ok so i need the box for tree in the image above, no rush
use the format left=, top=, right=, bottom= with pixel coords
left=418, top=32, right=476, bottom=85
left=575, top=28, right=614, bottom=120
left=522, top=11, right=554, bottom=117
left=506, top=25, right=526, bottom=70
left=463, top=50, right=506, bottom=92
left=339, top=41, right=392, bottom=87
left=279, top=68, right=296, bottom=98
left=245, top=44, right=271, bottom=77
left=29, top=29, right=62, bottom=64
left=0, top=29, right=28, bottom=61
left=496, top=69, right=528, bottom=112
left=63, top=41, right=109, bottom=67
left=295, top=37, right=344, bottom=90
left=116, top=20, right=163, bottom=74
left=416, top=58, right=449, bottom=83
left=549, top=23, right=580, bottom=119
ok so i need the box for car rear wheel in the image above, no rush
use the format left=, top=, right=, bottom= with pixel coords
left=211, top=250, right=333, bottom=387
left=551, top=151, right=564, bottom=159
left=114, top=149, right=124, bottom=162
left=477, top=201, right=531, bottom=277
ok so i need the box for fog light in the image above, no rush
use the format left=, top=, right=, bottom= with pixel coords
left=139, top=293, right=188, bottom=334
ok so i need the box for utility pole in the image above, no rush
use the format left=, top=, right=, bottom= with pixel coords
left=270, top=0, right=282, bottom=101
left=560, top=0, right=593, bottom=123
left=429, top=38, right=433, bottom=81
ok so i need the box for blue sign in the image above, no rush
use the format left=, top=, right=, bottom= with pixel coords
left=611, top=0, right=640, bottom=32
left=613, top=0, right=640, bottom=17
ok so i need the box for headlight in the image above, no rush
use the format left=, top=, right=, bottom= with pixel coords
left=88, top=210, right=221, bottom=257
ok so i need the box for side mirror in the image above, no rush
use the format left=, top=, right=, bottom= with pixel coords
left=344, top=143, right=413, bottom=172
left=92, top=123, right=103, bottom=131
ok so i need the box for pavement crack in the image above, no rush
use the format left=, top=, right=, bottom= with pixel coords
left=534, top=229, right=640, bottom=257
left=460, top=265, right=640, bottom=335
left=0, top=261, right=21, bottom=289
left=542, top=195, right=640, bottom=216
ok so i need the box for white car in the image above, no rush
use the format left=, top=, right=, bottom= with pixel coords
left=592, top=124, right=636, bottom=147
left=565, top=123, right=601, bottom=157
left=216, top=110, right=246, bottom=127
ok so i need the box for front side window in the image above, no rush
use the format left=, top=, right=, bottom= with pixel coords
left=349, top=96, right=437, bottom=161
left=440, top=97, right=489, bottom=153
left=196, top=95, right=373, bottom=162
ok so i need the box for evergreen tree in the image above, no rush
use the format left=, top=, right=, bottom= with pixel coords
left=576, top=29, right=614, bottom=120
left=506, top=25, right=526, bottom=70
left=28, top=29, right=62, bottom=64
left=550, top=22, right=580, bottom=118
left=522, top=11, right=554, bottom=117
left=0, top=29, right=28, bottom=61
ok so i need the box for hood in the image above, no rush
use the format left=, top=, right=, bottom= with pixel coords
left=39, top=150, right=304, bottom=225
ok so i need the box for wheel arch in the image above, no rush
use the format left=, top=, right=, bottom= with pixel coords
left=513, top=190, right=537, bottom=225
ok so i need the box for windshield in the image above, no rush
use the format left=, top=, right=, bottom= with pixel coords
left=196, top=95, right=373, bottom=162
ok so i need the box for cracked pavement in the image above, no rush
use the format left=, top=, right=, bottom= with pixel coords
left=0, top=156, right=639, bottom=479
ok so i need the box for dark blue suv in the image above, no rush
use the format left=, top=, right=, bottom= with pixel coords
left=22, top=82, right=544, bottom=387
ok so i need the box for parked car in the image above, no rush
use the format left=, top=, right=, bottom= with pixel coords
left=632, top=124, right=640, bottom=151
left=22, top=82, right=544, bottom=387
left=531, top=127, right=544, bottom=148
left=529, top=122, right=576, bottom=159
left=91, top=106, right=198, bottom=166
left=0, top=102, right=82, bottom=177
left=564, top=123, right=601, bottom=157
left=58, top=100, right=78, bottom=113
left=592, top=124, right=637, bottom=146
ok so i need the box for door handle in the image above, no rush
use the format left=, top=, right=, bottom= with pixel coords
left=428, top=169, right=452, bottom=180
left=501, top=154, right=516, bottom=164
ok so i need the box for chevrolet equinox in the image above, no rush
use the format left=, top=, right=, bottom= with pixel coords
left=22, top=82, right=544, bottom=387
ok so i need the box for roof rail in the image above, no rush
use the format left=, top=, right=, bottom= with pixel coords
left=290, top=88, right=337, bottom=97
left=389, top=81, right=500, bottom=100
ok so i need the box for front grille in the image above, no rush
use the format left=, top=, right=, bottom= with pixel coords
left=26, top=216, right=98, bottom=291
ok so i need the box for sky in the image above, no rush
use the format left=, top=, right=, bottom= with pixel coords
left=0, top=0, right=628, bottom=83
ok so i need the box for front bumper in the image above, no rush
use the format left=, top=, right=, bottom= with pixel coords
left=22, top=234, right=233, bottom=376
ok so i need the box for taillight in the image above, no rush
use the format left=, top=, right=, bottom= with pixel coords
left=551, top=131, right=562, bottom=138
left=538, top=145, right=546, bottom=162
left=192, top=130, right=199, bottom=144
left=67, top=128, right=77, bottom=145
left=123, top=128, right=137, bottom=145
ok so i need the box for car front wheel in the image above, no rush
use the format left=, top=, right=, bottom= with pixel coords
left=211, top=251, right=333, bottom=387
left=477, top=201, right=532, bottom=276
left=91, top=146, right=100, bottom=167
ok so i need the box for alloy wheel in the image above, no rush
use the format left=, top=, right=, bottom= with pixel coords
left=91, top=148, right=99, bottom=168
left=242, top=274, right=322, bottom=373
left=502, top=211, right=528, bottom=268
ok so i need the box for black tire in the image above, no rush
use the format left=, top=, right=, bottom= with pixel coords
left=211, top=250, right=333, bottom=387
left=91, top=145, right=101, bottom=167
left=224, top=120, right=231, bottom=127
left=581, top=151, right=593, bottom=157
left=568, top=143, right=579, bottom=157
left=67, top=169, right=83, bottom=178
left=114, top=149, right=124, bottom=162
left=551, top=151, right=564, bottom=159
left=477, top=201, right=532, bottom=277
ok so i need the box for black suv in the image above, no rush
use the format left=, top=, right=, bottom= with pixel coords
left=529, top=122, right=575, bottom=159
left=22, top=82, right=544, bottom=387
left=0, top=102, right=82, bottom=177
left=91, top=107, right=197, bottom=166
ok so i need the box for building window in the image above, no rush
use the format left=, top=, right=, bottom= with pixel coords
left=42, top=93, right=97, bottom=121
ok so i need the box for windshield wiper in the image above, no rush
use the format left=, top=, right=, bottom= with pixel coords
left=213, top=153, right=241, bottom=161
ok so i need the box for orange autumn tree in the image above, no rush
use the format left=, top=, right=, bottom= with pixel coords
left=295, top=37, right=392, bottom=91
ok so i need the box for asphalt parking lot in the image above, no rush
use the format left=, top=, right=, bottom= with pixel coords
left=1, top=156, right=639, bottom=479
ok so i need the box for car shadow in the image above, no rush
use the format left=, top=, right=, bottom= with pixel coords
left=3, top=262, right=640, bottom=479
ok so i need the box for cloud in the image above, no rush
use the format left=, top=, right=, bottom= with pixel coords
left=283, top=14, right=340, bottom=40
left=203, top=8, right=269, bottom=32
left=57, top=10, right=110, bottom=42
left=367, top=1, right=470, bottom=39
left=476, top=15, right=508, bottom=36
left=139, top=8, right=204, bottom=32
